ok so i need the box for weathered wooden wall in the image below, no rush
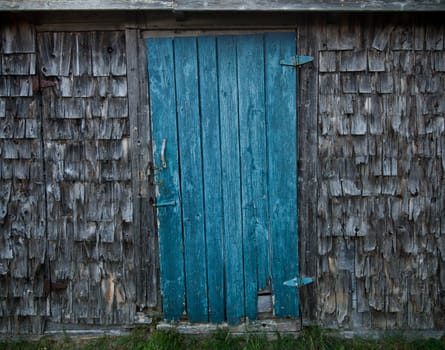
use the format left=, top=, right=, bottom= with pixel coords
left=298, top=14, right=445, bottom=329
left=1, top=12, right=445, bottom=334
left=0, top=21, right=158, bottom=334
left=0, top=21, right=47, bottom=334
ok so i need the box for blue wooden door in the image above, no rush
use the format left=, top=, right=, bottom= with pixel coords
left=147, top=32, right=298, bottom=324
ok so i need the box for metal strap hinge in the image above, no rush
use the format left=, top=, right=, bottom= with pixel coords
left=32, top=76, right=57, bottom=94
left=280, top=55, right=314, bottom=67
left=283, top=276, right=314, bottom=288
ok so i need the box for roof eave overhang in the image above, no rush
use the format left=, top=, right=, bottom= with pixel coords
left=1, top=0, right=445, bottom=12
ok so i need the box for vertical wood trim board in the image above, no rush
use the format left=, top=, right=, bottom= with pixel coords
left=126, top=28, right=160, bottom=308
left=137, top=30, right=161, bottom=309
left=126, top=28, right=144, bottom=308
left=296, top=17, right=320, bottom=321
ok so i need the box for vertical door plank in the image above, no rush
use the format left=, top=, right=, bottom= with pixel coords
left=237, top=34, right=269, bottom=320
left=198, top=36, right=225, bottom=324
left=217, top=35, right=245, bottom=324
left=265, top=32, right=299, bottom=317
left=174, top=37, right=209, bottom=323
left=146, top=37, right=185, bottom=321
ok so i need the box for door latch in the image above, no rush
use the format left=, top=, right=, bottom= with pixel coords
left=160, top=138, right=167, bottom=169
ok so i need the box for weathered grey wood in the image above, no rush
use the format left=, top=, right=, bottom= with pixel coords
left=434, top=52, right=445, bottom=71
left=315, top=15, right=445, bottom=329
left=111, top=77, right=128, bottom=97
left=0, top=182, right=11, bottom=224
left=136, top=32, right=160, bottom=309
left=33, top=13, right=293, bottom=32
left=71, top=76, right=96, bottom=97
left=339, top=49, right=367, bottom=72
left=1, top=22, right=35, bottom=53
left=326, top=18, right=360, bottom=51
left=368, top=49, right=386, bottom=72
left=35, top=29, right=137, bottom=328
left=125, top=29, right=144, bottom=310
left=0, top=13, right=302, bottom=36
left=1, top=0, right=445, bottom=11
left=38, top=33, right=73, bottom=77
left=1, top=54, right=36, bottom=75
left=297, top=17, right=320, bottom=322
left=0, top=17, right=49, bottom=334
left=107, top=98, right=128, bottom=118
left=425, top=24, right=443, bottom=50
left=125, top=29, right=159, bottom=309
left=91, top=32, right=126, bottom=77
left=157, top=319, right=300, bottom=335
left=177, top=0, right=445, bottom=11
left=0, top=0, right=173, bottom=11
left=71, top=33, right=93, bottom=76
left=319, top=51, right=337, bottom=72
left=0, top=98, right=5, bottom=117
left=372, top=24, right=396, bottom=51
left=0, top=77, right=33, bottom=97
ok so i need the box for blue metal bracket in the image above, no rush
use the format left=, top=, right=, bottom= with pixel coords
left=152, top=200, right=177, bottom=208
left=280, top=55, right=314, bottom=67
left=283, top=276, right=314, bottom=288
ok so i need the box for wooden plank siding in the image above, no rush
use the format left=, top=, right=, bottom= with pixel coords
left=0, top=24, right=159, bottom=333
left=0, top=21, right=46, bottom=334
left=313, top=14, right=445, bottom=329
left=296, top=15, right=321, bottom=323
left=0, top=12, right=445, bottom=333
left=125, top=29, right=159, bottom=311
left=38, top=30, right=137, bottom=327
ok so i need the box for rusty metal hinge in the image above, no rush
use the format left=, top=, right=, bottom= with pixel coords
left=44, top=279, right=68, bottom=296
left=32, top=76, right=57, bottom=94
left=280, top=55, right=314, bottom=67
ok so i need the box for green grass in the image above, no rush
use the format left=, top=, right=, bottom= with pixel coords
left=0, top=327, right=444, bottom=350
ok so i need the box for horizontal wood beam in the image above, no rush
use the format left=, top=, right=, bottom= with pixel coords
left=0, top=0, right=174, bottom=11
left=1, top=0, right=445, bottom=12
left=175, top=0, right=445, bottom=12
